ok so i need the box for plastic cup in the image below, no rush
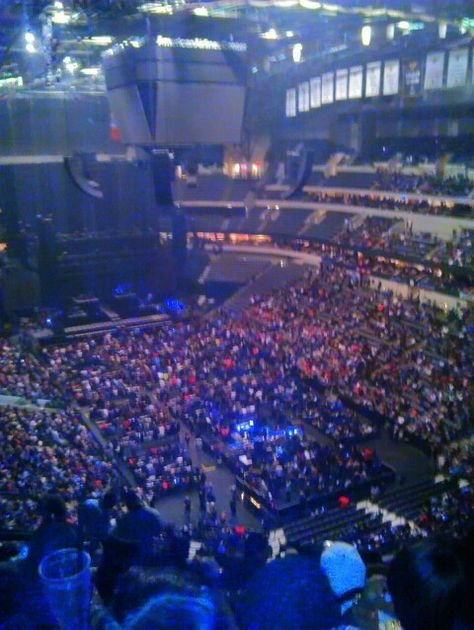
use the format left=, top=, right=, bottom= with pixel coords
left=39, top=548, right=91, bottom=630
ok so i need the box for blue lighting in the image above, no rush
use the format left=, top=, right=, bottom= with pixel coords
left=236, top=419, right=255, bottom=433
left=114, top=283, right=132, bottom=296
left=164, top=298, right=185, bottom=313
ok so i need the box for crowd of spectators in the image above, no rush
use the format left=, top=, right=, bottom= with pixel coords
left=1, top=485, right=472, bottom=629
left=1, top=262, right=471, bottom=529
left=413, top=438, right=474, bottom=537
left=285, top=238, right=473, bottom=294
left=302, top=189, right=473, bottom=217
left=242, top=434, right=383, bottom=509
left=334, top=215, right=397, bottom=250
left=130, top=443, right=199, bottom=503
left=431, top=228, right=474, bottom=269
left=373, top=169, right=474, bottom=197
left=305, top=392, right=377, bottom=442
left=0, top=260, right=473, bottom=629
left=91, top=392, right=181, bottom=452
left=0, top=407, right=117, bottom=529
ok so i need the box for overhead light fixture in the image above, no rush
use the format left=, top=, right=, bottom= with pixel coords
left=129, top=38, right=142, bottom=48
left=138, top=2, right=173, bottom=14
left=397, top=20, right=410, bottom=30
left=193, top=6, right=209, bottom=16
left=63, top=56, right=79, bottom=73
left=81, top=67, right=100, bottom=76
left=54, top=1, right=63, bottom=8
left=88, top=36, right=113, bottom=46
left=261, top=28, right=278, bottom=40
left=286, top=30, right=294, bottom=37
left=24, top=31, right=35, bottom=43
left=51, top=10, right=71, bottom=24
left=361, top=24, right=372, bottom=46
left=299, top=0, right=321, bottom=8
left=25, top=42, right=36, bottom=54
left=292, top=42, right=303, bottom=62
left=0, top=76, right=23, bottom=88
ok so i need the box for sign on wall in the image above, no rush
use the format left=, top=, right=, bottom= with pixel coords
left=285, top=88, right=297, bottom=117
left=447, top=48, right=468, bottom=88
left=348, top=65, right=363, bottom=99
left=383, top=59, right=400, bottom=95
left=365, top=61, right=381, bottom=97
left=321, top=72, right=334, bottom=104
left=335, top=68, right=348, bottom=101
left=310, top=77, right=321, bottom=108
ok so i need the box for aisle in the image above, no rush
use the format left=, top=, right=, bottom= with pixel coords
left=354, top=428, right=435, bottom=482
left=154, top=431, right=261, bottom=530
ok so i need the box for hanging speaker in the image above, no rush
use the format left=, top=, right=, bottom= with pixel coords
left=64, top=154, right=104, bottom=199
left=150, top=150, right=174, bottom=207
left=282, top=147, right=314, bottom=200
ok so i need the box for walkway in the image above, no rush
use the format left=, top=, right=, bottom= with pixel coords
left=154, top=429, right=261, bottom=530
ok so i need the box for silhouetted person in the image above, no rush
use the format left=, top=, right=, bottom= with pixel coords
left=388, top=536, right=474, bottom=630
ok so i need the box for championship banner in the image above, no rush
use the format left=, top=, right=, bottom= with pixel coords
left=447, top=48, right=468, bottom=88
left=365, top=61, right=381, bottom=97
left=298, top=81, right=310, bottom=112
left=285, top=88, right=297, bottom=118
left=383, top=59, right=400, bottom=96
left=472, top=49, right=474, bottom=85
left=348, top=65, right=363, bottom=99
left=321, top=72, right=334, bottom=105
left=424, top=51, right=445, bottom=90
left=403, top=59, right=422, bottom=96
left=310, top=77, right=321, bottom=108
left=335, top=68, right=348, bottom=101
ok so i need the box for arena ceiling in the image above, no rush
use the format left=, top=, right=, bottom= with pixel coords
left=0, top=0, right=473, bottom=89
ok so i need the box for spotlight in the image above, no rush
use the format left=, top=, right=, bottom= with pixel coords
left=80, top=67, right=100, bottom=76
left=361, top=24, right=372, bottom=46
left=24, top=31, right=35, bottom=43
left=63, top=56, right=79, bottom=73
left=25, top=42, right=36, bottom=54
left=292, top=42, right=303, bottom=63
left=261, top=28, right=278, bottom=40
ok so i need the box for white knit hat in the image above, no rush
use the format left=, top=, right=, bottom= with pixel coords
left=320, top=541, right=366, bottom=598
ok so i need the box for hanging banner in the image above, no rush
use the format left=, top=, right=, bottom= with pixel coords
left=383, top=59, right=400, bottom=95
left=310, top=77, right=321, bottom=108
left=321, top=72, right=334, bottom=104
left=348, top=65, right=363, bottom=99
left=365, top=61, right=381, bottom=97
left=285, top=88, right=297, bottom=118
left=298, top=81, right=310, bottom=112
left=472, top=49, right=474, bottom=85
left=403, top=59, right=422, bottom=96
left=424, top=51, right=445, bottom=90
left=447, top=48, right=468, bottom=88
left=335, top=68, right=348, bottom=101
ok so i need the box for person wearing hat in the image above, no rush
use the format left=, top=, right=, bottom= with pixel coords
left=320, top=541, right=367, bottom=619
left=321, top=541, right=398, bottom=629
